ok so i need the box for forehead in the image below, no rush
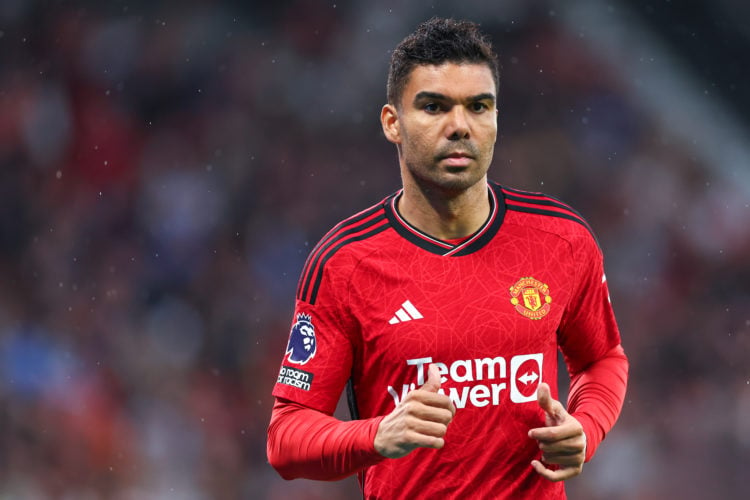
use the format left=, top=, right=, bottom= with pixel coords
left=403, top=63, right=496, bottom=101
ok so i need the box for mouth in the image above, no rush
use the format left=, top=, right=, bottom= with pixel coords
left=441, top=152, right=474, bottom=167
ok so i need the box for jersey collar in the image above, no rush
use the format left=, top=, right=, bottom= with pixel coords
left=383, top=182, right=506, bottom=256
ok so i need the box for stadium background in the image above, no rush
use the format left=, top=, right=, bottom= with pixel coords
left=0, top=0, right=748, bottom=498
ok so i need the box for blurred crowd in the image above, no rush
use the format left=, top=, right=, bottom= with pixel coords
left=0, top=1, right=748, bottom=499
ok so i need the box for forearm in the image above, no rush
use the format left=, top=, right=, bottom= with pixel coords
left=567, top=344, right=629, bottom=462
left=267, top=398, right=386, bottom=480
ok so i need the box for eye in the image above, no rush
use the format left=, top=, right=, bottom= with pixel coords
left=470, top=101, right=489, bottom=113
left=423, top=102, right=441, bottom=113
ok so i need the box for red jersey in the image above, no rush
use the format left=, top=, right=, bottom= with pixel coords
left=272, top=182, right=624, bottom=499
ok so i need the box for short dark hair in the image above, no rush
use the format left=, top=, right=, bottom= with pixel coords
left=387, top=17, right=499, bottom=107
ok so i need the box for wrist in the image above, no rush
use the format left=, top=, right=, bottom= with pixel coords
left=571, top=411, right=596, bottom=462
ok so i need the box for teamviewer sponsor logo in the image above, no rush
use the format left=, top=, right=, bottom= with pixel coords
left=509, top=353, right=543, bottom=403
left=277, top=365, right=314, bottom=391
left=387, top=353, right=543, bottom=408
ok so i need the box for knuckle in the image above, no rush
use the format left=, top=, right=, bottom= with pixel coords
left=404, top=415, right=421, bottom=430
left=402, top=401, right=422, bottom=417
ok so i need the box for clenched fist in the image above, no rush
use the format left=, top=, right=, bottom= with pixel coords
left=528, top=382, right=587, bottom=482
left=374, top=364, right=456, bottom=459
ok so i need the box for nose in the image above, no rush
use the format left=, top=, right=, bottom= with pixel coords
left=446, top=107, right=470, bottom=140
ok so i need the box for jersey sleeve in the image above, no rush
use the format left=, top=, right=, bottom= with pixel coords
left=558, top=231, right=622, bottom=374
left=271, top=251, right=359, bottom=415
left=267, top=397, right=386, bottom=480
left=557, top=229, right=628, bottom=461
left=567, top=344, right=628, bottom=461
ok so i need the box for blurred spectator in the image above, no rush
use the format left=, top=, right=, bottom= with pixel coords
left=0, top=1, right=747, bottom=498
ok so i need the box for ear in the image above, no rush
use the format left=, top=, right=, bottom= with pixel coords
left=380, top=104, right=401, bottom=145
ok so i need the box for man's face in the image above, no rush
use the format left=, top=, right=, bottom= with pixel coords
left=382, top=63, right=498, bottom=194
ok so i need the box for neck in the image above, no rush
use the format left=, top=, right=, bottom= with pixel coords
left=397, top=177, right=490, bottom=240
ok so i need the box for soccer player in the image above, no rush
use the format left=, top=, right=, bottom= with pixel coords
left=267, top=17, right=628, bottom=499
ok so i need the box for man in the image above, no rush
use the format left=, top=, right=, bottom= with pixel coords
left=267, top=17, right=628, bottom=499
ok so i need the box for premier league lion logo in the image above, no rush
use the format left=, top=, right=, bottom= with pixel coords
left=286, top=313, right=316, bottom=364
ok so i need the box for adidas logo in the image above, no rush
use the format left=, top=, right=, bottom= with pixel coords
left=389, top=300, right=423, bottom=324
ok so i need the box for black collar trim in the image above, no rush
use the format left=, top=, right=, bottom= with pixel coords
left=383, top=182, right=506, bottom=256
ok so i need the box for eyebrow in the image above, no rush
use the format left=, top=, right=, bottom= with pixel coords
left=413, top=91, right=496, bottom=104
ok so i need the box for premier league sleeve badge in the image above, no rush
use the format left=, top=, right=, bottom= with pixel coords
left=285, top=313, right=317, bottom=365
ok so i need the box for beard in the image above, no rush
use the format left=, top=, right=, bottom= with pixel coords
left=402, top=139, right=493, bottom=194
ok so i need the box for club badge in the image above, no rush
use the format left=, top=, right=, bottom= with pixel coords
left=509, top=277, right=552, bottom=320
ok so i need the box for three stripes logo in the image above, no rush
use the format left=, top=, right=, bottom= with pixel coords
left=389, top=300, right=423, bottom=324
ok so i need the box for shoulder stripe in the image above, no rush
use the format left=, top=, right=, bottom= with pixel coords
left=298, top=209, right=385, bottom=302
left=502, top=187, right=599, bottom=245
left=503, top=187, right=586, bottom=218
left=297, top=207, right=389, bottom=304
left=304, top=219, right=389, bottom=305
left=505, top=203, right=589, bottom=228
left=297, top=204, right=382, bottom=293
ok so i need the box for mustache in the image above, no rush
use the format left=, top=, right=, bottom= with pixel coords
left=434, top=141, right=480, bottom=160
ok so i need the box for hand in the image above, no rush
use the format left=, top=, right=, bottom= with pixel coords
left=374, top=364, right=456, bottom=459
left=527, top=383, right=586, bottom=482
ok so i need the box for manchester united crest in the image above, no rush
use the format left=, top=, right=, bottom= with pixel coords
left=509, top=277, right=552, bottom=320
